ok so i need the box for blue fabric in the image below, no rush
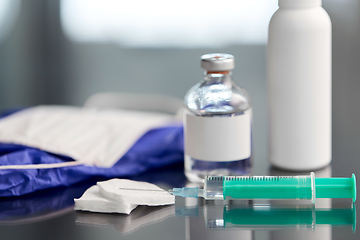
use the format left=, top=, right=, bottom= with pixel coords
left=0, top=126, right=184, bottom=198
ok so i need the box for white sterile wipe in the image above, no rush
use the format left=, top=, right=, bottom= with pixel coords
left=74, top=179, right=175, bottom=214
left=97, top=179, right=175, bottom=206
left=0, top=105, right=172, bottom=167
left=74, top=186, right=138, bottom=214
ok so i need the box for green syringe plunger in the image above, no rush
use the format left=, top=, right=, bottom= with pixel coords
left=169, top=172, right=357, bottom=203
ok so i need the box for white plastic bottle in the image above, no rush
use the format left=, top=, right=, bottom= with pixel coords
left=184, top=53, right=252, bottom=183
left=267, top=0, right=332, bottom=170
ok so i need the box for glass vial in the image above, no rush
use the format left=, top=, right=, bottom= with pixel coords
left=184, top=53, right=252, bottom=183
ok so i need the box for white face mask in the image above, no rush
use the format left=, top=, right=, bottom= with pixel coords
left=0, top=105, right=175, bottom=168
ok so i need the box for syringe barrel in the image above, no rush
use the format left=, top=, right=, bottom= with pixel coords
left=204, top=173, right=315, bottom=202
left=203, top=176, right=225, bottom=200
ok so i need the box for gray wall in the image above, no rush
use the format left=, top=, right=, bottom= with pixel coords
left=0, top=0, right=359, bottom=171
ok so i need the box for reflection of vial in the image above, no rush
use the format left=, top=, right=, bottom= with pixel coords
left=184, top=53, right=252, bottom=183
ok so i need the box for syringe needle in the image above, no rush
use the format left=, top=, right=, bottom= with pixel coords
left=168, top=187, right=200, bottom=198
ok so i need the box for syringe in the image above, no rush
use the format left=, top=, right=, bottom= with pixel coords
left=169, top=172, right=357, bottom=203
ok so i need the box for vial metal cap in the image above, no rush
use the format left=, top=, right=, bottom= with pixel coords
left=201, top=53, right=235, bottom=72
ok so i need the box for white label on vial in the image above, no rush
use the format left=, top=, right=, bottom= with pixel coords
left=184, top=109, right=251, bottom=162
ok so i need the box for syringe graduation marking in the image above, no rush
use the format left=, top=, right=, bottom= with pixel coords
left=222, top=176, right=296, bottom=182
left=208, top=176, right=224, bottom=181
left=224, top=176, right=278, bottom=181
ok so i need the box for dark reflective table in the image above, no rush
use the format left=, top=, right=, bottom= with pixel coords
left=0, top=160, right=359, bottom=240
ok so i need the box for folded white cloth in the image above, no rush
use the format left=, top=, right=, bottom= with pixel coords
left=74, top=179, right=175, bottom=214
left=74, top=185, right=137, bottom=214
left=97, top=179, right=175, bottom=206
left=0, top=106, right=173, bottom=167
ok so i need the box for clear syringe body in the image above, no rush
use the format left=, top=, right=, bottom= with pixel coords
left=169, top=173, right=357, bottom=203
left=202, top=174, right=314, bottom=202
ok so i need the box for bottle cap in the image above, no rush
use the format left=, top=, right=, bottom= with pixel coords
left=279, top=0, right=321, bottom=8
left=201, top=53, right=235, bottom=72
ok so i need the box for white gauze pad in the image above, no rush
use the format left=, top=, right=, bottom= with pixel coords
left=74, top=185, right=137, bottom=214
left=97, top=179, right=175, bottom=206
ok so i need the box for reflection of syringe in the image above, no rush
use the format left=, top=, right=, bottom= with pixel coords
left=208, top=205, right=357, bottom=231
left=175, top=204, right=356, bottom=231
left=169, top=173, right=357, bottom=203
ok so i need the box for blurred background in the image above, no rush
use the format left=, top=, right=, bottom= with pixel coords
left=0, top=0, right=359, bottom=172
